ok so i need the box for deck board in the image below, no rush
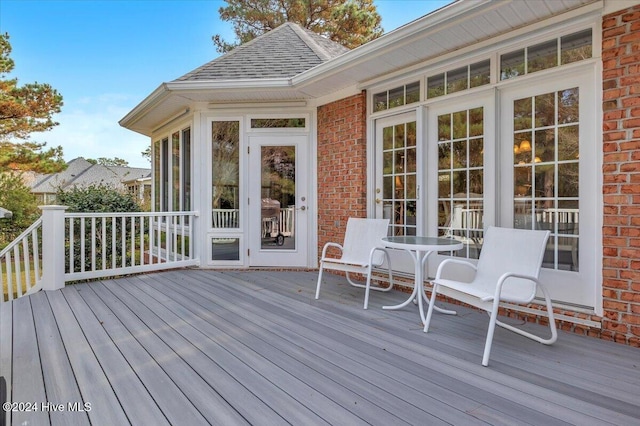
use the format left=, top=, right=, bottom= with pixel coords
left=2, top=270, right=640, bottom=426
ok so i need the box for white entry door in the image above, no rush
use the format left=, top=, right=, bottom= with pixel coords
left=248, top=135, right=309, bottom=266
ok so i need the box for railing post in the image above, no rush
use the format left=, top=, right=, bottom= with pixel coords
left=40, top=205, right=68, bottom=291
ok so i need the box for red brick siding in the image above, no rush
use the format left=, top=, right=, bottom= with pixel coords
left=317, top=92, right=368, bottom=257
left=601, top=4, right=640, bottom=347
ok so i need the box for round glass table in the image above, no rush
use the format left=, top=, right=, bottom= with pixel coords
left=381, top=236, right=463, bottom=324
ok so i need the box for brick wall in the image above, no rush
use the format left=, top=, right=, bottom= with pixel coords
left=601, top=4, right=640, bottom=346
left=317, top=92, right=368, bottom=256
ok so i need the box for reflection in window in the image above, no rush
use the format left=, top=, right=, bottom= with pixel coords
left=501, top=29, right=592, bottom=80
left=153, top=140, right=160, bottom=211
left=428, top=60, right=490, bottom=99
left=212, top=238, right=240, bottom=261
left=513, top=88, right=579, bottom=271
left=438, top=107, right=484, bottom=259
left=212, top=121, right=240, bottom=228
left=382, top=121, right=417, bottom=236
left=182, top=128, right=191, bottom=212
left=172, top=132, right=180, bottom=211
left=373, top=81, right=420, bottom=112
left=250, top=118, right=305, bottom=128
left=260, top=146, right=296, bottom=250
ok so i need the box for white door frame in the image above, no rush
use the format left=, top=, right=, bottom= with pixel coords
left=247, top=134, right=310, bottom=267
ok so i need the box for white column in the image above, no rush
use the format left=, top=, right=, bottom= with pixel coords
left=39, top=205, right=68, bottom=291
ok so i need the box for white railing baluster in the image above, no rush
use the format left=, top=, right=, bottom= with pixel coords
left=32, top=227, right=40, bottom=289
left=121, top=216, right=126, bottom=269
left=91, top=217, right=96, bottom=272
left=13, top=246, right=22, bottom=298
left=80, top=217, right=86, bottom=273
left=6, top=253, right=13, bottom=301
left=101, top=217, right=106, bottom=271
left=22, top=238, right=31, bottom=293
left=69, top=217, right=74, bottom=274
left=131, top=216, right=136, bottom=266
left=111, top=216, right=117, bottom=270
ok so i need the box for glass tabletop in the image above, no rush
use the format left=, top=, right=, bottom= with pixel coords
left=381, top=236, right=463, bottom=250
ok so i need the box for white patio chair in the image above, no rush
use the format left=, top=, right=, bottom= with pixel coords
left=423, top=226, right=557, bottom=366
left=315, top=218, right=393, bottom=309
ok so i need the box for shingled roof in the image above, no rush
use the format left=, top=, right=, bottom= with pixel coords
left=175, top=22, right=350, bottom=81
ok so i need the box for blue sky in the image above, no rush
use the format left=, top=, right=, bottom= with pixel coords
left=1, top=0, right=450, bottom=167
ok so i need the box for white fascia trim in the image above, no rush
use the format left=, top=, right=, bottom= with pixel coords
left=165, top=78, right=292, bottom=91
left=291, top=0, right=494, bottom=87
left=119, top=83, right=171, bottom=129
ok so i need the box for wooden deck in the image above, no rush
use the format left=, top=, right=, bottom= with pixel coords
left=1, top=270, right=639, bottom=426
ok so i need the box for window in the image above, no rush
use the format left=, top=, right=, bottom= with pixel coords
left=182, top=128, right=191, bottom=212
left=427, top=60, right=490, bottom=99
left=437, top=107, right=485, bottom=259
left=152, top=128, right=191, bottom=214
left=500, top=29, right=592, bottom=80
left=513, top=88, right=579, bottom=271
left=250, top=118, right=306, bottom=128
left=373, top=81, right=420, bottom=112
left=382, top=121, right=417, bottom=236
left=212, top=121, right=240, bottom=229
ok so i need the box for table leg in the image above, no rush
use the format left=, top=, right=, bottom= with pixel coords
left=419, top=251, right=456, bottom=321
left=382, top=248, right=420, bottom=311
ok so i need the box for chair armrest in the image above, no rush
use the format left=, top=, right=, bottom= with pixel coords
left=435, top=258, right=477, bottom=281
left=495, top=272, right=539, bottom=303
left=320, top=242, right=344, bottom=260
left=368, top=246, right=390, bottom=267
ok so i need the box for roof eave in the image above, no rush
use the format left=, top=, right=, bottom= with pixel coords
left=291, top=0, right=493, bottom=88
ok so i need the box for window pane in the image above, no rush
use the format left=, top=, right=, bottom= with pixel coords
left=172, top=132, right=180, bottom=211
left=470, top=60, right=490, bottom=88
left=212, top=238, right=239, bottom=261
left=535, top=93, right=555, bottom=128
left=558, top=88, right=579, bottom=124
left=406, top=81, right=420, bottom=104
left=427, top=73, right=445, bottom=98
left=212, top=121, right=240, bottom=228
left=558, top=163, right=579, bottom=197
left=389, top=86, right=404, bottom=109
left=514, top=98, right=532, bottom=131
left=250, top=118, right=305, bottom=128
left=161, top=138, right=169, bottom=212
left=153, top=140, right=160, bottom=211
left=182, top=128, right=191, bottom=212
left=528, top=40, right=558, bottom=73
left=535, top=128, right=555, bottom=163
left=561, top=29, right=592, bottom=65
left=558, top=125, right=579, bottom=161
left=452, top=111, right=467, bottom=139
left=447, top=66, right=468, bottom=94
left=373, top=91, right=387, bottom=112
left=501, top=49, right=525, bottom=80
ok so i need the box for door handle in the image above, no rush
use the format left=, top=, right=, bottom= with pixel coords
left=299, top=206, right=306, bottom=211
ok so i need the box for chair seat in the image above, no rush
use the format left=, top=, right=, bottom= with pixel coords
left=315, top=218, right=393, bottom=308
left=424, top=226, right=557, bottom=367
left=435, top=278, right=533, bottom=304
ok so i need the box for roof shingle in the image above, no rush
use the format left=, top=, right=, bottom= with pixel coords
left=175, top=22, right=349, bottom=81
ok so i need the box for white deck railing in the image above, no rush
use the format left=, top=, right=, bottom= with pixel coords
left=1, top=206, right=200, bottom=303
left=0, top=218, right=43, bottom=302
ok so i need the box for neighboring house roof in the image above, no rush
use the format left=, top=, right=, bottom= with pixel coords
left=0, top=207, right=12, bottom=219
left=176, top=22, right=349, bottom=81
left=30, top=158, right=151, bottom=195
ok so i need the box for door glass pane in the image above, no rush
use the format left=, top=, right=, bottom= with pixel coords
left=260, top=146, right=296, bottom=250
left=438, top=108, right=484, bottom=259
left=382, top=121, right=417, bottom=236
left=212, top=121, right=240, bottom=228
left=513, top=88, right=580, bottom=271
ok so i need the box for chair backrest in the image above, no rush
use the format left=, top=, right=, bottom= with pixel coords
left=341, top=218, right=390, bottom=266
left=473, top=226, right=550, bottom=302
